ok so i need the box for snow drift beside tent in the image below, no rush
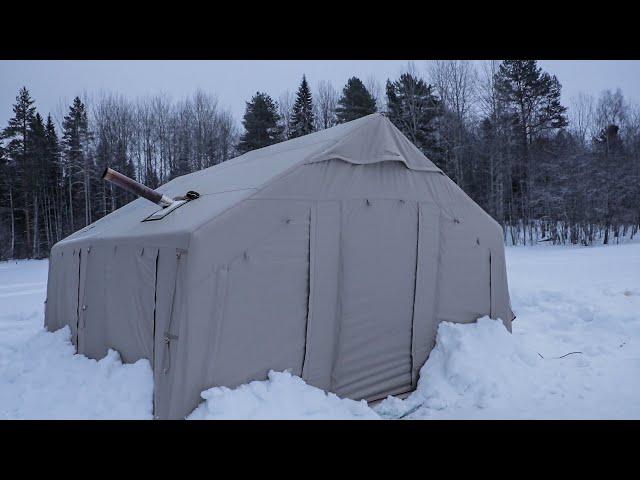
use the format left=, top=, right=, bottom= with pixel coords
left=44, top=113, right=514, bottom=419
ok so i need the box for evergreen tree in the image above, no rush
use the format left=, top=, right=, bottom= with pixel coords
left=494, top=60, right=567, bottom=142
left=335, top=77, right=377, bottom=123
left=238, top=92, right=283, bottom=154
left=594, top=124, right=625, bottom=158
left=2, top=87, right=37, bottom=256
left=385, top=73, right=442, bottom=157
left=44, top=115, right=61, bottom=176
left=494, top=60, right=568, bottom=237
left=2, top=87, right=36, bottom=163
left=289, top=75, right=315, bottom=138
left=27, top=113, right=48, bottom=257
left=62, top=96, right=93, bottom=229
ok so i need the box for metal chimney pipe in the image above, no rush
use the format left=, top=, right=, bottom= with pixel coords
left=102, top=167, right=174, bottom=207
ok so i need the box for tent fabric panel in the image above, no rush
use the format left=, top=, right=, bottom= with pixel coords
left=72, top=244, right=158, bottom=363
left=104, top=244, right=158, bottom=363
left=164, top=200, right=314, bottom=419
left=490, top=242, right=515, bottom=330
left=151, top=247, right=182, bottom=419
left=207, top=208, right=311, bottom=389
left=44, top=246, right=80, bottom=335
left=154, top=248, right=190, bottom=419
left=436, top=217, right=492, bottom=325
left=75, top=246, right=90, bottom=353
left=77, top=244, right=107, bottom=359
left=159, top=250, right=191, bottom=420
left=331, top=199, right=417, bottom=400
left=300, top=201, right=341, bottom=391
left=410, top=203, right=443, bottom=386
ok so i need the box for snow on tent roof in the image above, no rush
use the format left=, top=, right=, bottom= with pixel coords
left=60, top=113, right=442, bottom=246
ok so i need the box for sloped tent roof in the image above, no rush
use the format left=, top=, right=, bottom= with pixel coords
left=58, top=113, right=444, bottom=248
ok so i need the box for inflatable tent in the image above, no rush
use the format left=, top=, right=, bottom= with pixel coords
left=45, top=113, right=514, bottom=419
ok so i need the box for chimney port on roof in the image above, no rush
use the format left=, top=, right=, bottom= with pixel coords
left=101, top=167, right=199, bottom=221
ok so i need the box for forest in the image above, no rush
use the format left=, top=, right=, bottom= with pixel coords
left=1, top=60, right=639, bottom=259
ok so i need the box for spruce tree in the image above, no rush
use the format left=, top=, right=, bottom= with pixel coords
left=62, top=97, right=93, bottom=229
left=2, top=87, right=37, bottom=256
left=28, top=113, right=47, bottom=182
left=238, top=92, right=283, bottom=154
left=2, top=87, right=36, bottom=163
left=335, top=77, right=377, bottom=123
left=385, top=73, right=442, bottom=156
left=43, top=115, right=63, bottom=247
left=27, top=113, right=48, bottom=257
left=45, top=115, right=61, bottom=176
left=289, top=75, right=315, bottom=138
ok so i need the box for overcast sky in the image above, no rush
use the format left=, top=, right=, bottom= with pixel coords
left=1, top=60, right=639, bottom=128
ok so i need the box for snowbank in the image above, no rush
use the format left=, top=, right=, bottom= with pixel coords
left=376, top=317, right=542, bottom=418
left=0, top=326, right=153, bottom=419
left=188, top=370, right=379, bottom=420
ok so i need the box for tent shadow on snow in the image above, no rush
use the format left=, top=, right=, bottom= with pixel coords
left=44, top=113, right=514, bottom=419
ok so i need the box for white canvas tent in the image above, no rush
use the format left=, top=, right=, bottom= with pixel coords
left=45, top=113, right=514, bottom=419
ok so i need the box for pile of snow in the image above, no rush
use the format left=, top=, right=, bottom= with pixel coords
left=188, top=370, right=379, bottom=420
left=0, top=326, right=153, bottom=420
left=376, top=317, right=541, bottom=418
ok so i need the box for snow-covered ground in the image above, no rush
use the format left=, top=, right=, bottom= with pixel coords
left=1, top=243, right=639, bottom=419
left=0, top=260, right=153, bottom=419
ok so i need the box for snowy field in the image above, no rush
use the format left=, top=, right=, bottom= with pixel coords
left=1, top=243, right=639, bottom=419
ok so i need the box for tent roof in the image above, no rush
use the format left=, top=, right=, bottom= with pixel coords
left=58, top=114, right=443, bottom=247
left=154, top=113, right=441, bottom=196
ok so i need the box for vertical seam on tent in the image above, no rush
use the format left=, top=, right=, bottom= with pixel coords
left=329, top=200, right=344, bottom=392
left=134, top=248, right=151, bottom=360
left=163, top=251, right=182, bottom=375
left=409, top=203, right=420, bottom=388
left=432, top=212, right=445, bottom=350
left=210, top=264, right=229, bottom=381
left=301, top=205, right=315, bottom=378
left=151, top=249, right=159, bottom=418
left=75, top=249, right=82, bottom=352
left=489, top=250, right=494, bottom=319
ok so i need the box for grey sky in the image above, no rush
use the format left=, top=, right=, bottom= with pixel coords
left=1, top=60, right=639, bottom=129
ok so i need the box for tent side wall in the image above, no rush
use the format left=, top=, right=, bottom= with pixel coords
left=160, top=160, right=513, bottom=419
left=44, top=237, right=190, bottom=420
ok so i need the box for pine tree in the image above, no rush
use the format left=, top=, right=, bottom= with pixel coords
left=44, top=115, right=63, bottom=247
left=494, top=60, right=567, bottom=142
left=2, top=87, right=36, bottom=162
left=494, top=60, right=568, bottom=242
left=237, top=92, right=283, bottom=153
left=385, top=73, right=442, bottom=157
left=335, top=77, right=377, bottom=123
left=62, top=97, right=93, bottom=229
left=27, top=113, right=48, bottom=257
left=45, top=115, right=61, bottom=175
left=238, top=92, right=282, bottom=153
left=289, top=75, right=315, bottom=138
left=2, top=87, right=37, bottom=257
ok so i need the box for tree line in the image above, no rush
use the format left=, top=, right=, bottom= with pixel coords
left=1, top=60, right=639, bottom=259
left=0, top=90, right=236, bottom=259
